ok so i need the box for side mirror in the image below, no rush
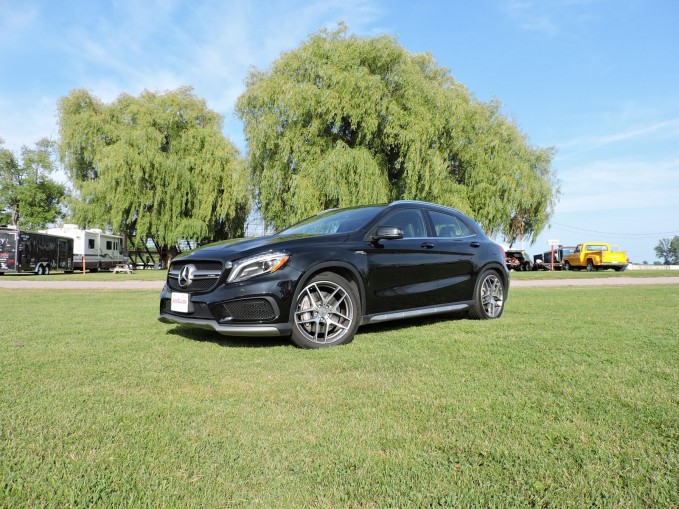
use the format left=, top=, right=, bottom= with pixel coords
left=371, top=226, right=404, bottom=241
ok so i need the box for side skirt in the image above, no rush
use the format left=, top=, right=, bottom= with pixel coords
left=362, top=303, right=469, bottom=325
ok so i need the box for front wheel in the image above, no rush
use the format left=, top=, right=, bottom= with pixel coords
left=469, top=270, right=505, bottom=320
left=563, top=261, right=571, bottom=271
left=291, top=272, right=361, bottom=349
left=586, top=259, right=594, bottom=272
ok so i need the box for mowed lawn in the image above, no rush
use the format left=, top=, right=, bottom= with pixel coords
left=1, top=285, right=677, bottom=508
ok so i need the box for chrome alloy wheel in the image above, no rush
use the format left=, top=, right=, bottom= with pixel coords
left=480, top=273, right=504, bottom=318
left=294, top=280, right=355, bottom=345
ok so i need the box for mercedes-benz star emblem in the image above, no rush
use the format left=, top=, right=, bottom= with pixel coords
left=178, top=264, right=196, bottom=288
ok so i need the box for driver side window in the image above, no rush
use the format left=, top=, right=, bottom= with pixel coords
left=381, top=209, right=427, bottom=239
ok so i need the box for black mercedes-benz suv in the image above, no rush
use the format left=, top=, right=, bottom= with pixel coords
left=159, top=201, right=509, bottom=348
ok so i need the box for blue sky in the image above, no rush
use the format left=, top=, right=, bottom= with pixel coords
left=1, top=0, right=678, bottom=263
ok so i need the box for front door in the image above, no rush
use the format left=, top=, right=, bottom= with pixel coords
left=364, top=208, right=441, bottom=314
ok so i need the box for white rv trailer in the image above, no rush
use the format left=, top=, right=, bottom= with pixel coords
left=44, top=224, right=127, bottom=271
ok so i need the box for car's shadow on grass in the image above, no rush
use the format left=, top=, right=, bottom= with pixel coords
left=357, top=311, right=469, bottom=337
left=166, top=326, right=293, bottom=348
left=166, top=311, right=469, bottom=348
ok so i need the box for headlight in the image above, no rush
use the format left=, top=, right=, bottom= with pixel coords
left=227, top=252, right=289, bottom=283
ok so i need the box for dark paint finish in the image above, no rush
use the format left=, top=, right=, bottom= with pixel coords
left=159, top=201, right=509, bottom=344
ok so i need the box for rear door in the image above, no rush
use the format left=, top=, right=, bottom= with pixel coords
left=425, top=209, right=479, bottom=302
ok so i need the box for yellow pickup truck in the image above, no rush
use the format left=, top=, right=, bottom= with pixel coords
left=562, top=243, right=628, bottom=272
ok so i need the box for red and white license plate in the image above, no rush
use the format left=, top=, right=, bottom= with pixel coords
left=171, top=292, right=190, bottom=313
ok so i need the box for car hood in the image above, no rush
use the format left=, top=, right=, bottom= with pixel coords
left=174, top=233, right=350, bottom=262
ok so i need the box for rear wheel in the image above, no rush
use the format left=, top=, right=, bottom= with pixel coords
left=36, top=264, right=45, bottom=275
left=291, top=272, right=360, bottom=349
left=469, top=270, right=505, bottom=320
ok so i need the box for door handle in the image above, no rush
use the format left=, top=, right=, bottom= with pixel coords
left=420, top=242, right=435, bottom=249
left=470, top=241, right=481, bottom=248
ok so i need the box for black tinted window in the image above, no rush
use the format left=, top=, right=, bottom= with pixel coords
left=380, top=209, right=427, bottom=238
left=429, top=211, right=473, bottom=238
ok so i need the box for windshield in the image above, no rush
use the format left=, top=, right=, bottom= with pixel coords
left=278, top=206, right=384, bottom=236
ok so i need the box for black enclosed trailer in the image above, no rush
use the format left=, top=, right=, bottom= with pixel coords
left=0, top=227, right=74, bottom=275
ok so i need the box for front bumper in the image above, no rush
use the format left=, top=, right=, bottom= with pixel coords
left=158, top=265, right=302, bottom=337
left=158, top=313, right=291, bottom=336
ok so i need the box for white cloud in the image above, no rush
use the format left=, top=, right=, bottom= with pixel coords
left=558, top=118, right=679, bottom=151
left=557, top=157, right=679, bottom=213
left=503, top=0, right=602, bottom=36
left=0, top=96, right=59, bottom=152
left=0, top=3, right=38, bottom=43
left=0, top=0, right=382, bottom=153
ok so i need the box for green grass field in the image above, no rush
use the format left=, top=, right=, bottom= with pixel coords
left=2, top=267, right=678, bottom=283
left=509, top=268, right=679, bottom=280
left=1, top=285, right=677, bottom=507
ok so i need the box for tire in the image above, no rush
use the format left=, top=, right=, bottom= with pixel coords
left=44, top=265, right=50, bottom=275
left=523, top=261, right=532, bottom=271
left=290, top=272, right=360, bottom=348
left=36, top=264, right=45, bottom=275
left=563, top=261, right=571, bottom=271
left=468, top=269, right=505, bottom=320
left=586, top=259, right=594, bottom=272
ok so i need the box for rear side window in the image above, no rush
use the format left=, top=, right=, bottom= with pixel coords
left=429, top=211, right=474, bottom=238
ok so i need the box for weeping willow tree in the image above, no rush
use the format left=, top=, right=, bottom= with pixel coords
left=237, top=24, right=559, bottom=242
left=58, top=87, right=249, bottom=251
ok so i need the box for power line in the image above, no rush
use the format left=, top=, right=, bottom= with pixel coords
left=549, top=222, right=679, bottom=239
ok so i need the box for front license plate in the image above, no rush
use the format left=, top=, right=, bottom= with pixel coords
left=171, top=292, right=190, bottom=313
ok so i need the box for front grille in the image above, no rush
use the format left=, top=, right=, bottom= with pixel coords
left=214, top=298, right=277, bottom=322
left=169, top=278, right=216, bottom=292
left=167, top=260, right=227, bottom=293
left=180, top=261, right=223, bottom=271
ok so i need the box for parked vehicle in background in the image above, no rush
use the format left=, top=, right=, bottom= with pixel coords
left=44, top=224, right=127, bottom=272
left=533, top=245, right=576, bottom=271
left=562, top=243, right=628, bottom=271
left=505, top=249, right=532, bottom=271
left=0, top=226, right=74, bottom=275
left=159, top=201, right=509, bottom=348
